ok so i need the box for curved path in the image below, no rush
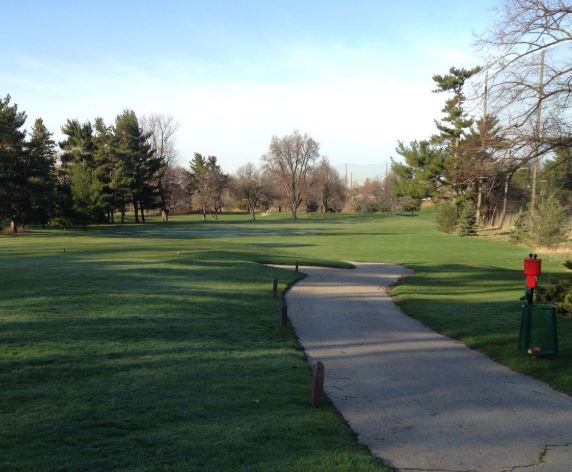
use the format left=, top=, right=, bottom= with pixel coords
left=283, top=262, right=572, bottom=472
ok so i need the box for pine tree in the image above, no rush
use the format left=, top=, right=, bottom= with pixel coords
left=93, top=118, right=117, bottom=223
left=114, top=110, right=160, bottom=223
left=432, top=67, right=481, bottom=195
left=27, top=118, right=57, bottom=226
left=458, top=200, right=478, bottom=236
left=0, top=95, right=28, bottom=232
left=59, top=119, right=104, bottom=223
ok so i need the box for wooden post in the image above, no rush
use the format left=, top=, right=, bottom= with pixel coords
left=295, top=261, right=299, bottom=273
left=281, top=303, right=288, bottom=327
left=310, top=361, right=325, bottom=407
left=272, top=278, right=278, bottom=298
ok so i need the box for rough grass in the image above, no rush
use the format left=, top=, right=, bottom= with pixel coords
left=1, top=210, right=570, bottom=471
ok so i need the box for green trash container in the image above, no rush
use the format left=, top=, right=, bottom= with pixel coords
left=518, top=303, right=558, bottom=356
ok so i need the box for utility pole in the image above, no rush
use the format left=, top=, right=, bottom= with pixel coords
left=476, top=70, right=489, bottom=225
left=530, top=50, right=545, bottom=217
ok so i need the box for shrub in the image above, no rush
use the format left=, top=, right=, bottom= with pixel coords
left=458, top=200, right=477, bottom=236
left=436, top=201, right=458, bottom=233
left=537, top=263, right=572, bottom=316
left=528, top=193, right=569, bottom=247
left=509, top=210, right=529, bottom=245
left=401, top=197, right=421, bottom=215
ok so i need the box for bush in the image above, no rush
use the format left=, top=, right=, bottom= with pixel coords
left=511, top=194, right=570, bottom=247
left=436, top=201, right=458, bottom=233
left=537, top=262, right=572, bottom=316
left=459, top=200, right=477, bottom=236
left=400, top=197, right=421, bottom=215
left=529, top=193, right=569, bottom=247
left=509, top=210, right=529, bottom=245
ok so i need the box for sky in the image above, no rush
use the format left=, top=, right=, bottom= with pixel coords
left=1, top=0, right=498, bottom=180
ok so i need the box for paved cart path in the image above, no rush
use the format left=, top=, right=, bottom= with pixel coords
left=282, top=263, right=572, bottom=472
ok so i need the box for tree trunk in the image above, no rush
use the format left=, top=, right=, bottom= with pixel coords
left=133, top=199, right=140, bottom=223
left=140, top=205, right=146, bottom=223
left=161, top=209, right=169, bottom=221
left=202, top=207, right=207, bottom=221
left=500, top=173, right=511, bottom=226
left=476, top=179, right=483, bottom=225
left=10, top=219, right=17, bottom=233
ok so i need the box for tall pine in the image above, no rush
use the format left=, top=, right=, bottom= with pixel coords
left=0, top=95, right=28, bottom=232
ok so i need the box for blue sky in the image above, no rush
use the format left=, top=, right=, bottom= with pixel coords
left=1, top=0, right=498, bottom=178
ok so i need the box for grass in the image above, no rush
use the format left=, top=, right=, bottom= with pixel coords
left=1, top=210, right=570, bottom=471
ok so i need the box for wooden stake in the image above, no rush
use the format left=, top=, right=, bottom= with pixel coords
left=272, top=278, right=278, bottom=298
left=281, top=303, right=288, bottom=328
left=310, top=361, right=325, bottom=407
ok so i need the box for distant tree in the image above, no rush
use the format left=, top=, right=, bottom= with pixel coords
left=392, top=140, right=446, bottom=199
left=141, top=113, right=180, bottom=221
left=114, top=110, right=161, bottom=223
left=234, top=162, right=265, bottom=220
left=189, top=153, right=214, bottom=221
left=59, top=119, right=103, bottom=224
left=262, top=130, right=320, bottom=219
left=207, top=156, right=229, bottom=216
left=163, top=165, right=192, bottom=213
left=309, top=158, right=345, bottom=212
left=26, top=118, right=57, bottom=226
left=92, top=118, right=118, bottom=223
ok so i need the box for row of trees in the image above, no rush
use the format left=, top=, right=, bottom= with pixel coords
left=0, top=94, right=184, bottom=230
left=1, top=96, right=348, bottom=230
left=390, top=0, right=571, bottom=245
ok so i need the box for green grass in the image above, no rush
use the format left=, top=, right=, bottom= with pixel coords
left=1, top=210, right=570, bottom=471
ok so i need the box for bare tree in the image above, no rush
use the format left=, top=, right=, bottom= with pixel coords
left=141, top=113, right=180, bottom=220
left=234, top=162, right=265, bottom=220
left=262, top=130, right=320, bottom=219
left=478, top=0, right=572, bottom=147
left=309, top=158, right=346, bottom=212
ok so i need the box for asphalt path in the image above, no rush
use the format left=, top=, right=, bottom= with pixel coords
left=282, top=263, right=572, bottom=472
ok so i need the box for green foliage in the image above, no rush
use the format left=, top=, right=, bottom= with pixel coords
left=27, top=118, right=58, bottom=225
left=0, top=94, right=28, bottom=229
left=458, top=200, right=477, bottom=236
left=509, top=210, right=529, bottom=244
left=540, top=148, right=572, bottom=208
left=392, top=140, right=445, bottom=199
left=529, top=193, right=569, bottom=247
left=436, top=201, right=458, bottom=233
left=432, top=66, right=481, bottom=148
left=537, top=264, right=572, bottom=316
left=400, top=196, right=421, bottom=214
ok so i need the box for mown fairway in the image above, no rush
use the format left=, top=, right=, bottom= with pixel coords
left=1, top=211, right=570, bottom=471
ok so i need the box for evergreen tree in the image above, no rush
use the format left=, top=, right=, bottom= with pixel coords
left=189, top=152, right=212, bottom=221
left=26, top=118, right=57, bottom=226
left=392, top=140, right=446, bottom=198
left=432, top=66, right=481, bottom=194
left=114, top=110, right=160, bottom=223
left=458, top=200, right=478, bottom=236
left=93, top=118, right=118, bottom=223
left=59, top=119, right=104, bottom=224
left=0, top=95, right=28, bottom=232
left=540, top=148, right=572, bottom=208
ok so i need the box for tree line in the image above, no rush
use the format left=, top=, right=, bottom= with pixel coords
left=0, top=96, right=348, bottom=231
left=390, top=0, right=571, bottom=246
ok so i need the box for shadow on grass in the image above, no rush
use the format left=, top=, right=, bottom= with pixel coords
left=394, top=263, right=572, bottom=394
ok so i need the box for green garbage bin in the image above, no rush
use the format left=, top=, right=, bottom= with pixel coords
left=518, top=304, right=558, bottom=356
